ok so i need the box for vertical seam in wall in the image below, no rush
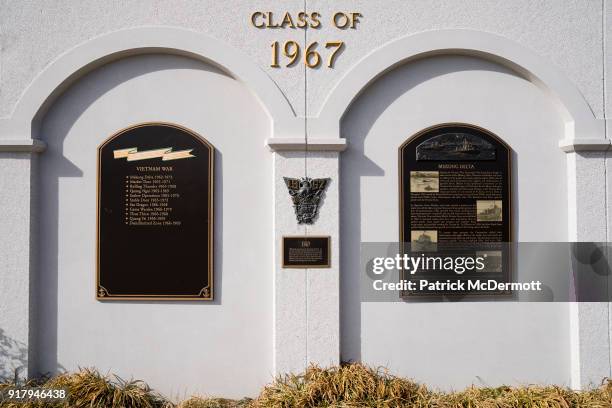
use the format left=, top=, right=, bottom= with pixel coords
left=603, top=0, right=612, bottom=378
left=303, top=0, right=309, bottom=369
left=604, top=0, right=609, bottom=234
left=604, top=0, right=608, bottom=131
left=304, top=0, right=308, bottom=180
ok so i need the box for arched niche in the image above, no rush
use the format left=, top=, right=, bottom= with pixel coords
left=338, top=52, right=572, bottom=389
left=32, top=49, right=276, bottom=397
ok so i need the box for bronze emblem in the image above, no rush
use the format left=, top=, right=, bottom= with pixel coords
left=283, top=177, right=330, bottom=224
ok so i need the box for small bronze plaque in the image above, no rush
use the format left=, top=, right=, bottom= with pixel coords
left=282, top=236, right=331, bottom=268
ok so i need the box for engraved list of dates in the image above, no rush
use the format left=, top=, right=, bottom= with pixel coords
left=125, top=166, right=181, bottom=226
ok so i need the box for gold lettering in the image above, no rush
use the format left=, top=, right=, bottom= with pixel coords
left=332, top=12, right=350, bottom=29
left=281, top=11, right=295, bottom=28
left=350, top=12, right=362, bottom=28
left=250, top=11, right=264, bottom=28
left=332, top=11, right=362, bottom=29
left=296, top=12, right=308, bottom=28
left=310, top=12, right=321, bottom=28
left=266, top=11, right=279, bottom=28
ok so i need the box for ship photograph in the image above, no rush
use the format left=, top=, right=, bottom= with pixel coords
left=476, top=200, right=503, bottom=222
left=410, top=230, right=438, bottom=252
left=410, top=171, right=439, bottom=193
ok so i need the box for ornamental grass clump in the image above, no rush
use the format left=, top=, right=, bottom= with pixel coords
left=253, top=364, right=612, bottom=408
left=427, top=379, right=612, bottom=408
left=1, top=368, right=171, bottom=408
left=254, top=363, right=429, bottom=407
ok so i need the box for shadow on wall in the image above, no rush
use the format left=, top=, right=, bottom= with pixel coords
left=339, top=55, right=522, bottom=363
left=0, top=328, right=28, bottom=380
left=33, top=54, right=229, bottom=377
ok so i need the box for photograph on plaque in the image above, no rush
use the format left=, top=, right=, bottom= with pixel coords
left=97, top=122, right=214, bottom=300
left=399, top=123, right=512, bottom=296
left=410, top=230, right=438, bottom=252
left=282, top=236, right=331, bottom=268
left=476, top=200, right=503, bottom=222
left=409, top=171, right=439, bottom=193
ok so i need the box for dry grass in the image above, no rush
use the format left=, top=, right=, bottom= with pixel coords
left=1, top=364, right=610, bottom=407
left=428, top=380, right=612, bottom=408
left=252, top=364, right=611, bottom=408
left=255, top=364, right=429, bottom=407
left=177, top=397, right=252, bottom=408
left=0, top=368, right=171, bottom=408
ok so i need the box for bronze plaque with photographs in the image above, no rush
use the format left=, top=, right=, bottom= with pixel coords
left=399, top=123, right=511, bottom=296
left=97, top=123, right=214, bottom=300
left=282, top=236, right=331, bottom=268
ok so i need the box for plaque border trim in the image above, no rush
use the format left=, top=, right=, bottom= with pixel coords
left=281, top=235, right=332, bottom=269
left=398, top=122, right=513, bottom=298
left=96, top=122, right=214, bottom=301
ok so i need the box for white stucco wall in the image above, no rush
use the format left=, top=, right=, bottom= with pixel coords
left=0, top=0, right=609, bottom=397
left=0, top=153, right=33, bottom=379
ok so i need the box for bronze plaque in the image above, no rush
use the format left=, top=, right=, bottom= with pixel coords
left=282, top=236, right=331, bottom=268
left=97, top=123, right=214, bottom=300
left=399, top=123, right=511, bottom=296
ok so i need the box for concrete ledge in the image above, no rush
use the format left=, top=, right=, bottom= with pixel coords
left=559, top=138, right=611, bottom=153
left=266, top=138, right=347, bottom=152
left=0, top=139, right=47, bottom=153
